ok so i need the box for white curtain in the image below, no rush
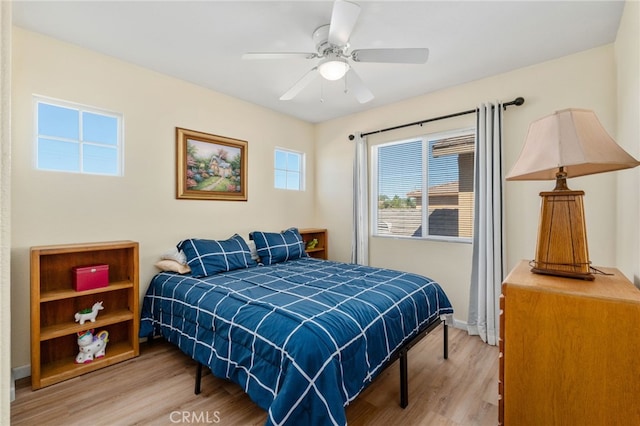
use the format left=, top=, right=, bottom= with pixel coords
left=467, top=102, right=505, bottom=346
left=351, top=133, right=369, bottom=265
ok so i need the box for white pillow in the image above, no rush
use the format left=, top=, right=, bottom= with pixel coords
left=247, top=240, right=260, bottom=261
left=155, top=259, right=191, bottom=274
left=160, top=247, right=187, bottom=265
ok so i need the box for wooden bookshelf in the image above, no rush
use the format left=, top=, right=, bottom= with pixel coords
left=30, top=241, right=139, bottom=389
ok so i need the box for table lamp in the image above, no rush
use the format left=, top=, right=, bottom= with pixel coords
left=506, top=108, right=640, bottom=280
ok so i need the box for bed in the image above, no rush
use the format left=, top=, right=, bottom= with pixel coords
left=140, top=229, right=453, bottom=426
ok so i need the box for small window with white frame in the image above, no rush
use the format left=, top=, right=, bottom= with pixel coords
left=35, top=96, right=123, bottom=176
left=274, top=148, right=305, bottom=190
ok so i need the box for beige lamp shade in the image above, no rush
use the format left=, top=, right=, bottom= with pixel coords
left=506, top=108, right=640, bottom=181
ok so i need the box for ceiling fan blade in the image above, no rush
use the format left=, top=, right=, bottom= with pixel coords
left=242, top=52, right=317, bottom=60
left=352, top=48, right=429, bottom=64
left=346, top=69, right=374, bottom=104
left=280, top=67, right=319, bottom=101
left=328, top=0, right=361, bottom=46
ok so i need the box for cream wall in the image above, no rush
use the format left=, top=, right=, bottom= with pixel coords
left=10, top=28, right=316, bottom=369
left=315, top=45, right=619, bottom=324
left=615, top=0, right=640, bottom=285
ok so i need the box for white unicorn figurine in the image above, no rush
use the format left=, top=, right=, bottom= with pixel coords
left=75, top=329, right=109, bottom=364
left=74, top=301, right=104, bottom=325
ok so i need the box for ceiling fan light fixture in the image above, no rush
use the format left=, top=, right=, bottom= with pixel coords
left=318, top=57, right=350, bottom=81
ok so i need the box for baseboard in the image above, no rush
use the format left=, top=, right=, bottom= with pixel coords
left=11, top=364, right=30, bottom=400
left=451, top=317, right=467, bottom=330
left=12, top=364, right=30, bottom=381
left=10, top=371, right=14, bottom=402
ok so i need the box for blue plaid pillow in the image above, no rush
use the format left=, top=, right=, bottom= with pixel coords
left=178, top=234, right=257, bottom=277
left=249, top=228, right=308, bottom=265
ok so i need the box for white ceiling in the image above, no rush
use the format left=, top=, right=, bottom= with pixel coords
left=12, top=1, right=625, bottom=123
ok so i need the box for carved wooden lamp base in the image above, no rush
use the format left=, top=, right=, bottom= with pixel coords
left=531, top=173, right=594, bottom=280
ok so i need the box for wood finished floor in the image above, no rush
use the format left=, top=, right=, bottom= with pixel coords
left=11, top=327, right=498, bottom=426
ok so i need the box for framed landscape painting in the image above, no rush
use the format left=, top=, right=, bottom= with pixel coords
left=176, top=127, right=248, bottom=201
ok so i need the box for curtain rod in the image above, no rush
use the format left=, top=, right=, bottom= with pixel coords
left=348, top=96, right=525, bottom=140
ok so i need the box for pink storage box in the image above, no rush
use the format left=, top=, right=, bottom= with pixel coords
left=72, top=264, right=109, bottom=291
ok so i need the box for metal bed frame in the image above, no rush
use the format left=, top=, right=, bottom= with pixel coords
left=193, top=317, right=448, bottom=409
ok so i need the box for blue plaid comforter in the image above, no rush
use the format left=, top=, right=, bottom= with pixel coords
left=140, top=257, right=453, bottom=426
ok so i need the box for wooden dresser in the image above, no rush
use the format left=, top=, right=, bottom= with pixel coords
left=499, top=260, right=640, bottom=425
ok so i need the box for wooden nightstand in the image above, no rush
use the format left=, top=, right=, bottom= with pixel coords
left=499, top=260, right=640, bottom=425
left=298, top=228, right=328, bottom=260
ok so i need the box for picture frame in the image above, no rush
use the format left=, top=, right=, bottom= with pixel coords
left=176, top=127, right=248, bottom=201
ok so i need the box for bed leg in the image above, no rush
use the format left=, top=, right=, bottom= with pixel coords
left=400, top=349, right=408, bottom=408
left=145, top=333, right=155, bottom=345
left=443, top=323, right=449, bottom=360
left=195, top=363, right=202, bottom=395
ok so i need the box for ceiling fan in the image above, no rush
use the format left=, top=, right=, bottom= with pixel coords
left=242, top=0, right=429, bottom=103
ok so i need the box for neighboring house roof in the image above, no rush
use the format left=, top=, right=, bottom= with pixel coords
left=431, top=135, right=475, bottom=157
left=407, top=182, right=460, bottom=198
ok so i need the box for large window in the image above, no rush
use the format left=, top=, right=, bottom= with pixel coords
left=371, top=129, right=475, bottom=241
left=35, top=97, right=123, bottom=175
left=274, top=148, right=305, bottom=190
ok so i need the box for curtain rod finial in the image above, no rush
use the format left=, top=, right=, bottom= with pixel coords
left=348, top=134, right=355, bottom=141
